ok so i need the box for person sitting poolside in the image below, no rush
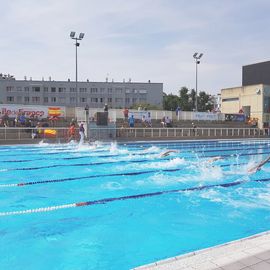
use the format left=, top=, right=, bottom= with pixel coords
left=248, top=155, right=270, bottom=174
left=159, top=150, right=178, bottom=158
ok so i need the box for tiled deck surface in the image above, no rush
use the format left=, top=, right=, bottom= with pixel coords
left=133, top=231, right=270, bottom=270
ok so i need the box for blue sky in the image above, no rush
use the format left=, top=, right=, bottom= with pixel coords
left=0, top=0, right=270, bottom=95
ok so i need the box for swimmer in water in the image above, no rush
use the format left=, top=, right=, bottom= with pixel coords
left=206, top=156, right=223, bottom=163
left=159, top=150, right=178, bottom=158
left=248, top=155, right=270, bottom=174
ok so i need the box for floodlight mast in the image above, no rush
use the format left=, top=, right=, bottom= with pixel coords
left=193, top=52, right=203, bottom=111
left=70, top=31, right=85, bottom=107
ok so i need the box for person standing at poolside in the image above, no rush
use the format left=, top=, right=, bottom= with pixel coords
left=79, top=123, right=85, bottom=144
left=67, top=122, right=76, bottom=142
left=128, top=114, right=135, bottom=128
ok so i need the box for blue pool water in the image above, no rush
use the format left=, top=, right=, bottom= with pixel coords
left=0, top=139, right=270, bottom=270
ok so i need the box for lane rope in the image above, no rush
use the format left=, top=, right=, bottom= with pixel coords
left=1, top=177, right=269, bottom=217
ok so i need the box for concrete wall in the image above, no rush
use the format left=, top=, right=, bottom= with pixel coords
left=221, top=84, right=264, bottom=127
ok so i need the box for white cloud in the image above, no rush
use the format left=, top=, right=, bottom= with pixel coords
left=0, top=0, right=270, bottom=95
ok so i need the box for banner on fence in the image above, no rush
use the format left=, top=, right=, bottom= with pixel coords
left=193, top=112, right=219, bottom=121
left=0, top=104, right=66, bottom=118
left=225, top=114, right=246, bottom=122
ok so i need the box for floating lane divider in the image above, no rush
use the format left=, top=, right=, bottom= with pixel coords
left=0, top=156, right=173, bottom=171
left=2, top=148, right=270, bottom=172
left=1, top=178, right=269, bottom=217
left=0, top=168, right=181, bottom=188
left=0, top=158, right=269, bottom=188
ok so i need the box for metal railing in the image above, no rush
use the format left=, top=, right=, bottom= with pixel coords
left=0, top=127, right=268, bottom=142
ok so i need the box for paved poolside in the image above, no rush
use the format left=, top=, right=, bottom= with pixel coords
left=133, top=231, right=270, bottom=270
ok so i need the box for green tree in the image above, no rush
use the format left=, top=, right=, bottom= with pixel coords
left=163, top=93, right=180, bottom=111
left=178, top=87, right=191, bottom=111
left=198, top=91, right=213, bottom=111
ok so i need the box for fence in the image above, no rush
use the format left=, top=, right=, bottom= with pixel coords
left=0, top=127, right=268, bottom=142
left=75, top=108, right=225, bottom=122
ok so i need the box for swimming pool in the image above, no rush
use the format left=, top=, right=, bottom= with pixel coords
left=0, top=139, right=269, bottom=270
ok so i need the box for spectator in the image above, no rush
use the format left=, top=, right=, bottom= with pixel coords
left=176, top=106, right=181, bottom=116
left=165, top=116, right=172, bottom=127
left=128, top=115, right=135, bottom=128
left=104, top=103, right=108, bottom=112
left=19, top=113, right=26, bottom=126
left=145, top=112, right=152, bottom=127
left=192, top=122, right=197, bottom=136
left=2, top=113, right=10, bottom=127
left=142, top=114, right=147, bottom=127
left=123, top=107, right=129, bottom=122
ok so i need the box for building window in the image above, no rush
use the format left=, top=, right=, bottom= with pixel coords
left=32, top=97, right=40, bottom=103
left=32, top=87, right=40, bottom=92
left=24, top=87, right=29, bottom=92
left=51, top=87, right=56, bottom=93
left=91, top=98, right=98, bottom=102
left=70, top=97, right=76, bottom=103
left=100, top=98, right=103, bottom=103
left=222, top=98, right=239, bottom=102
left=115, top=88, right=122, bottom=94
left=44, top=97, right=49, bottom=103
left=90, top=88, right=98, bottom=93
left=59, top=87, right=66, bottom=93
left=108, top=88, right=113, bottom=93
left=115, top=98, right=123, bottom=103
left=24, top=97, right=30, bottom=103
left=51, top=97, right=57, bottom=102
left=100, top=88, right=105, bottom=93
left=125, top=98, right=130, bottom=103
left=44, top=87, right=49, bottom=92
left=80, top=88, right=87, bottom=93
left=7, top=96, right=14, bottom=102
left=70, top=87, right=76, bottom=92
left=80, top=97, right=87, bottom=103
left=6, top=86, right=14, bottom=92
left=107, top=97, right=112, bottom=103
left=139, top=89, right=147, bottom=94
left=59, top=97, right=66, bottom=103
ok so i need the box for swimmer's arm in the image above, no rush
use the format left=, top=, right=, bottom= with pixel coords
left=248, top=156, right=270, bottom=174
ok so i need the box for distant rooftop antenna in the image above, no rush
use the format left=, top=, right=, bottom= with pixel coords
left=123, top=78, right=125, bottom=83
left=49, top=76, right=51, bottom=81
left=106, top=77, right=108, bottom=82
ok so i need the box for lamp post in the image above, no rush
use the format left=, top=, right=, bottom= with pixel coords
left=193, top=52, right=203, bottom=111
left=70, top=31, right=85, bottom=107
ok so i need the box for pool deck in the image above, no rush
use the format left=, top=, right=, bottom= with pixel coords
left=133, top=231, right=270, bottom=270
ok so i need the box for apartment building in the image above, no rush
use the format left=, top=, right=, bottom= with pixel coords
left=0, top=75, right=163, bottom=109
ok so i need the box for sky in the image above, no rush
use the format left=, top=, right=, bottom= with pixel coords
left=1, top=0, right=270, bottom=95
